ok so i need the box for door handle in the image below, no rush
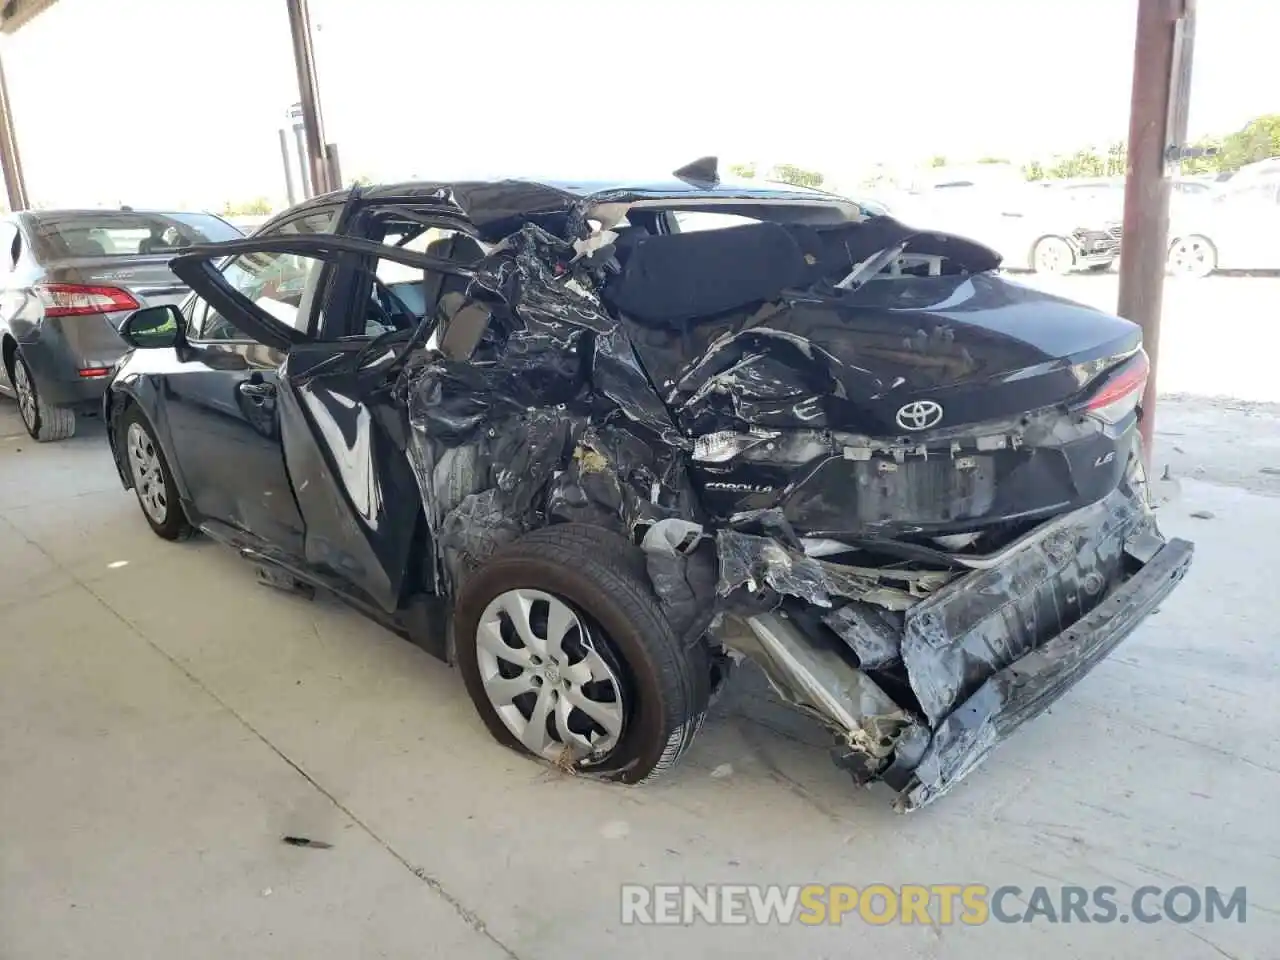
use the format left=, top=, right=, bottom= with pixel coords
left=239, top=380, right=277, bottom=401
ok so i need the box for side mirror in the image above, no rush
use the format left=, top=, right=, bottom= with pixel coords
left=119, top=304, right=183, bottom=349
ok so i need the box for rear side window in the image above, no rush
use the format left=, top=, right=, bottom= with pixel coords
left=30, top=212, right=241, bottom=259
left=672, top=211, right=759, bottom=233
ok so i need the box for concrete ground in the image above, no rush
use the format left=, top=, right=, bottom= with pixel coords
left=3, top=275, right=1280, bottom=958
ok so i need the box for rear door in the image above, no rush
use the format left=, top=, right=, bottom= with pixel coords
left=170, top=232, right=481, bottom=612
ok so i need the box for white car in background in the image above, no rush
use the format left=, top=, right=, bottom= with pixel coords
left=889, top=172, right=1120, bottom=274
left=1168, top=176, right=1280, bottom=277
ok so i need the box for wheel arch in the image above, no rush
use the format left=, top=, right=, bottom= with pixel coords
left=103, top=384, right=135, bottom=489
left=111, top=386, right=195, bottom=507
left=1, top=332, right=17, bottom=379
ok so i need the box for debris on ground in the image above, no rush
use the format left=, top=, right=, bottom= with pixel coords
left=282, top=836, right=333, bottom=849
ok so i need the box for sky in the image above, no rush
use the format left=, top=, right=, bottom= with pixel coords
left=2, top=0, right=1276, bottom=209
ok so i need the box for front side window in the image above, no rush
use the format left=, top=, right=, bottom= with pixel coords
left=259, top=208, right=340, bottom=238
left=186, top=209, right=341, bottom=342
left=192, top=251, right=328, bottom=341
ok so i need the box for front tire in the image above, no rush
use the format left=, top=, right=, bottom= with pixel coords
left=10, top=350, right=75, bottom=442
left=454, top=523, right=709, bottom=783
left=121, top=406, right=193, bottom=541
left=1167, top=235, right=1217, bottom=278
left=1032, top=236, right=1075, bottom=275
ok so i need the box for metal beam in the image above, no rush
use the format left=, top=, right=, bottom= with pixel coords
left=0, top=49, right=28, bottom=210
left=1117, top=0, right=1196, bottom=460
left=284, top=0, right=332, bottom=196
left=278, top=127, right=297, bottom=207
left=0, top=0, right=60, bottom=35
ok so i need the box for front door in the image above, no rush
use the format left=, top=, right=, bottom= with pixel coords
left=170, top=231, right=482, bottom=612
left=161, top=247, right=335, bottom=558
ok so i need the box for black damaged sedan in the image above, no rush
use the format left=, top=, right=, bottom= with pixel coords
left=103, top=163, right=1193, bottom=810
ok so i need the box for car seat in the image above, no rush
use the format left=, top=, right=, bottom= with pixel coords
left=424, top=234, right=489, bottom=360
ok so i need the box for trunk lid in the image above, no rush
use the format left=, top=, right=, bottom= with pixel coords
left=667, top=272, right=1141, bottom=438
left=654, top=272, right=1145, bottom=539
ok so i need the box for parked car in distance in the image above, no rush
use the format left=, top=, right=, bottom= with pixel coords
left=1053, top=175, right=1216, bottom=211
left=104, top=168, right=1191, bottom=810
left=893, top=175, right=1121, bottom=274
left=1219, top=156, right=1280, bottom=189
left=0, top=209, right=242, bottom=440
left=1166, top=176, right=1280, bottom=276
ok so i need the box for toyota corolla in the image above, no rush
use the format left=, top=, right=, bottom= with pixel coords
left=102, top=161, right=1192, bottom=810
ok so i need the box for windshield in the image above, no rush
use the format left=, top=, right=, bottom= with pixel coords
left=31, top=211, right=242, bottom=259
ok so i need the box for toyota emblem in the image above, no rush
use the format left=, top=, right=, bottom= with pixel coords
left=895, top=400, right=943, bottom=431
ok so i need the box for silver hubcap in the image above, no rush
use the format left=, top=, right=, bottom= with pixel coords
left=126, top=422, right=169, bottom=524
left=1170, top=238, right=1211, bottom=275
left=13, top=359, right=36, bottom=428
left=476, top=588, right=625, bottom=763
left=1036, top=240, right=1070, bottom=273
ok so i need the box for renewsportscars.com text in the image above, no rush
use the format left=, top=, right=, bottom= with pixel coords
left=620, top=884, right=1247, bottom=926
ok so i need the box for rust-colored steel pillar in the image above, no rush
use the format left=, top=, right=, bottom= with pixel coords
left=285, top=0, right=332, bottom=196
left=1117, top=0, right=1197, bottom=460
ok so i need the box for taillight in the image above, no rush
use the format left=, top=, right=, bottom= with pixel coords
left=1083, top=350, right=1149, bottom=423
left=35, top=283, right=139, bottom=318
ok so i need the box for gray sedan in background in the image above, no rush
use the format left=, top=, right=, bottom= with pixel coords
left=0, top=209, right=242, bottom=441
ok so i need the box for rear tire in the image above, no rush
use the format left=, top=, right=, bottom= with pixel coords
left=454, top=523, right=709, bottom=783
left=10, top=350, right=75, bottom=442
left=121, top=405, right=193, bottom=541
left=1167, top=235, right=1217, bottom=278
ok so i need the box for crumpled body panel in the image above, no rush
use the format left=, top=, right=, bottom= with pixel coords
left=394, top=218, right=1191, bottom=811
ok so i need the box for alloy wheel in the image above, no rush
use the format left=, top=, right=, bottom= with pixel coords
left=475, top=588, right=625, bottom=762
left=1034, top=237, right=1073, bottom=275
left=1167, top=237, right=1215, bottom=277
left=126, top=422, right=169, bottom=524
left=12, top=358, right=36, bottom=430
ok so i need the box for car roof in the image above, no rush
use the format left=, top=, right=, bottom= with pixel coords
left=268, top=176, right=861, bottom=239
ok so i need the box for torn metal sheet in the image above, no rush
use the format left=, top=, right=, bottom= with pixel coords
left=718, top=612, right=921, bottom=780
left=715, top=529, right=954, bottom=611
left=822, top=602, right=905, bottom=671
left=901, top=478, right=1153, bottom=727
left=897, top=533, right=1194, bottom=811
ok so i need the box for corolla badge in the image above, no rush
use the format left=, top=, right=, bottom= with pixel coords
left=895, top=400, right=944, bottom=431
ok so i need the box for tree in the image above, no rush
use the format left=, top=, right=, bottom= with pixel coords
left=1046, top=147, right=1108, bottom=179
left=1217, top=114, right=1280, bottom=172
left=1177, top=135, right=1222, bottom=175
left=727, top=162, right=756, bottom=179
left=1103, top=140, right=1127, bottom=177
left=348, top=173, right=374, bottom=188
left=1021, top=160, right=1046, bottom=181
left=928, top=155, right=948, bottom=168
left=221, top=197, right=272, bottom=216
left=770, top=163, right=824, bottom=188
left=976, top=156, right=1009, bottom=165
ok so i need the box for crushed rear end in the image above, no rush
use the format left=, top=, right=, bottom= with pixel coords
left=397, top=189, right=1192, bottom=809
left=709, top=454, right=1191, bottom=810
